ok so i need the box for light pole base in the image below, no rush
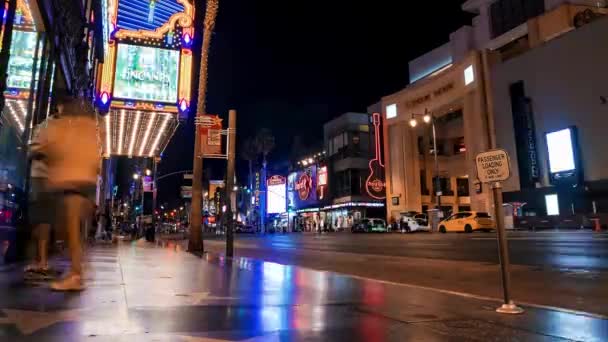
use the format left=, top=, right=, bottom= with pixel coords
left=496, top=302, right=525, bottom=314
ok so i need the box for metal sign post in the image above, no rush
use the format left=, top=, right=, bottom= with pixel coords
left=476, top=149, right=524, bottom=315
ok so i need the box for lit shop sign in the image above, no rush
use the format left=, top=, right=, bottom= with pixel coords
left=317, top=166, right=328, bottom=200
left=323, top=202, right=385, bottom=210
left=254, top=172, right=260, bottom=206
left=296, top=202, right=385, bottom=213
left=268, top=175, right=286, bottom=186
left=366, top=113, right=386, bottom=200
left=297, top=208, right=320, bottom=214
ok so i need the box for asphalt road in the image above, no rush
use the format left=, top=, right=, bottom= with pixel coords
left=232, top=231, right=608, bottom=270
left=198, top=231, right=608, bottom=315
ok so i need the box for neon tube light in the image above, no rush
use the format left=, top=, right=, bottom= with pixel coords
left=127, top=110, right=141, bottom=156
left=148, top=114, right=171, bottom=156
left=117, top=109, right=126, bottom=155
left=138, top=112, right=156, bottom=156
left=105, top=114, right=112, bottom=156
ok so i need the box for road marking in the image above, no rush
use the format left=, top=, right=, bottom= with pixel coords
left=472, top=237, right=608, bottom=241
left=325, top=272, right=608, bottom=320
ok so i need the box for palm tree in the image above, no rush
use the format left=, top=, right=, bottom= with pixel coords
left=189, top=0, right=219, bottom=253
left=254, top=128, right=275, bottom=232
left=254, top=128, right=275, bottom=165
left=240, top=137, right=257, bottom=192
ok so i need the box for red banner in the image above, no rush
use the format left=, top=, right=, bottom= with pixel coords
left=199, top=115, right=223, bottom=155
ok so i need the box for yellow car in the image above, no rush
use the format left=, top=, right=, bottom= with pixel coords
left=438, top=212, right=495, bottom=233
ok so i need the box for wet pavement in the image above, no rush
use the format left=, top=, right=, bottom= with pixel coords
left=194, top=232, right=608, bottom=316
left=0, top=240, right=606, bottom=341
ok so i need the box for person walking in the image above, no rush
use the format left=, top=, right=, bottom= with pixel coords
left=34, top=91, right=100, bottom=291
left=25, top=116, right=55, bottom=280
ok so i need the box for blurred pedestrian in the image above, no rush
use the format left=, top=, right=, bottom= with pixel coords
left=25, top=115, right=56, bottom=280
left=35, top=90, right=100, bottom=291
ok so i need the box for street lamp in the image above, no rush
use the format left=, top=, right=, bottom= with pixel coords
left=133, top=173, right=140, bottom=180
left=410, top=108, right=441, bottom=212
left=145, top=169, right=152, bottom=176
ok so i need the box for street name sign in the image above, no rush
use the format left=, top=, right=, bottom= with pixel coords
left=476, top=149, right=511, bottom=183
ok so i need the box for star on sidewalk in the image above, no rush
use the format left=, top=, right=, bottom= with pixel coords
left=0, top=308, right=84, bottom=335
left=174, top=291, right=238, bottom=305
left=175, top=332, right=281, bottom=342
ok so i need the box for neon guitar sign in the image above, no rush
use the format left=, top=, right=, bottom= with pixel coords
left=366, top=112, right=386, bottom=200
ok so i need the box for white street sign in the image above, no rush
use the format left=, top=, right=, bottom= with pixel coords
left=476, top=149, right=511, bottom=183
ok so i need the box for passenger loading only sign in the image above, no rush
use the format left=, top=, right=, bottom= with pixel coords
left=475, top=149, right=511, bottom=183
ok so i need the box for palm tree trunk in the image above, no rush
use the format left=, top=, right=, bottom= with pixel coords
left=189, top=0, right=219, bottom=253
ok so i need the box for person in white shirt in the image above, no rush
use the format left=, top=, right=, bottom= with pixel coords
left=25, top=115, right=56, bottom=279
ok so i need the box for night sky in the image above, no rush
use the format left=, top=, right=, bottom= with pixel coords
left=155, top=0, right=473, bottom=207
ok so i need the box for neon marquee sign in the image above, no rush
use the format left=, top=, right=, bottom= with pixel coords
left=366, top=113, right=386, bottom=200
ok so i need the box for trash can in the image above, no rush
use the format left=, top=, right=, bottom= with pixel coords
left=427, top=209, right=441, bottom=233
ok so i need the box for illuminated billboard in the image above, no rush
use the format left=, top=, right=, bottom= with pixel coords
left=546, top=128, right=575, bottom=173
left=545, top=127, right=581, bottom=184
left=113, top=44, right=180, bottom=103
left=267, top=175, right=287, bottom=214
left=7, top=30, right=38, bottom=89
left=288, top=166, right=317, bottom=209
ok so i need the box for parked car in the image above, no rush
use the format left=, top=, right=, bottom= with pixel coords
left=352, top=218, right=388, bottom=233
left=235, top=222, right=256, bottom=233
left=399, top=216, right=430, bottom=233
left=438, top=212, right=495, bottom=233
left=413, top=213, right=428, bottom=226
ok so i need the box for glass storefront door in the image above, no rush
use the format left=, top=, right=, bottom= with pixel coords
left=0, top=0, right=53, bottom=261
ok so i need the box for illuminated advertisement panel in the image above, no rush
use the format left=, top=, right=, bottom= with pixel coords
left=545, top=127, right=581, bottom=184
left=546, top=129, right=575, bottom=173
left=267, top=175, right=287, bottom=214
left=7, top=30, right=38, bottom=89
left=113, top=44, right=180, bottom=103
left=288, top=166, right=317, bottom=209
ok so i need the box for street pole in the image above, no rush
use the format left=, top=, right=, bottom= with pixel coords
left=189, top=0, right=219, bottom=253
left=225, top=110, right=237, bottom=257
left=260, top=160, right=267, bottom=234
left=152, top=158, right=158, bottom=232
left=431, top=117, right=441, bottom=211
left=492, top=181, right=524, bottom=314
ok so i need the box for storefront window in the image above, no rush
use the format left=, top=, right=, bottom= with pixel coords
left=457, top=178, right=469, bottom=197
left=0, top=0, right=51, bottom=230
left=420, top=170, right=429, bottom=195
left=433, top=177, right=453, bottom=196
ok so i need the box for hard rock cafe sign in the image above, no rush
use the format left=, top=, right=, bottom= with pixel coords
left=367, top=178, right=385, bottom=193
left=366, top=113, right=386, bottom=200
left=295, top=173, right=312, bottom=201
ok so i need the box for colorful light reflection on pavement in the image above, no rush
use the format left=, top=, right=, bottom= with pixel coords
left=0, top=241, right=605, bottom=341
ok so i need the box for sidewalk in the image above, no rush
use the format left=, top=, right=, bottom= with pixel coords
left=0, top=241, right=606, bottom=341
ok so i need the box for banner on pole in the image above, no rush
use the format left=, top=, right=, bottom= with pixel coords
left=198, top=115, right=223, bottom=155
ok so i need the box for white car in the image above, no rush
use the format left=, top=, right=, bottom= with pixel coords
left=400, top=216, right=430, bottom=233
